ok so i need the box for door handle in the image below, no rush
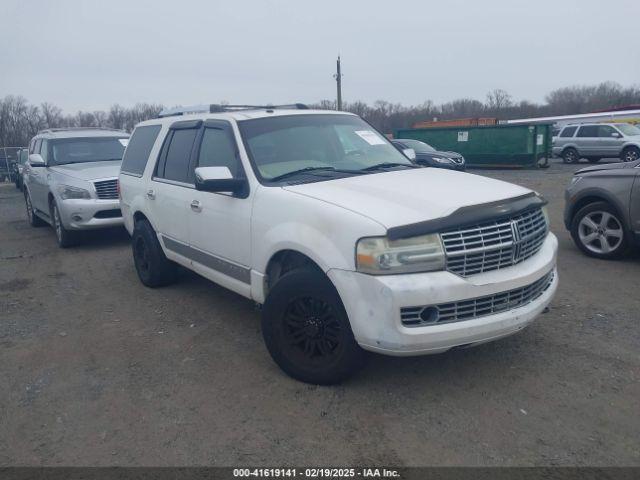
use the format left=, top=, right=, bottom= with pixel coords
left=146, top=189, right=155, bottom=200
left=190, top=200, right=202, bottom=212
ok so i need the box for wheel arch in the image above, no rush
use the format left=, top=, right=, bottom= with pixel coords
left=561, top=144, right=579, bottom=156
left=131, top=209, right=161, bottom=234
left=568, top=190, right=630, bottom=231
left=263, top=249, right=326, bottom=297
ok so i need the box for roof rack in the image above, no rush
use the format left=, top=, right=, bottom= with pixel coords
left=158, top=103, right=309, bottom=118
left=37, top=127, right=127, bottom=134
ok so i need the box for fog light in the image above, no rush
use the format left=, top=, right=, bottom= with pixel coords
left=419, top=306, right=439, bottom=324
left=72, top=214, right=82, bottom=221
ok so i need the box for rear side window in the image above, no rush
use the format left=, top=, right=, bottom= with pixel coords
left=577, top=125, right=598, bottom=137
left=121, top=125, right=161, bottom=176
left=156, top=128, right=198, bottom=183
left=559, top=126, right=577, bottom=137
left=196, top=127, right=239, bottom=177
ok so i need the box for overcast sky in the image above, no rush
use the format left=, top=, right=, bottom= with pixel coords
left=1, top=0, right=638, bottom=113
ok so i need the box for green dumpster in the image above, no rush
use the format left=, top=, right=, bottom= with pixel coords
left=394, top=123, right=552, bottom=168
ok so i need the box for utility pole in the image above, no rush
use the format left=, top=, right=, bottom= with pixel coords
left=334, top=55, right=343, bottom=111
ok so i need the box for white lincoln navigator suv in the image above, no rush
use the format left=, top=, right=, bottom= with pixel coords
left=119, top=104, right=558, bottom=384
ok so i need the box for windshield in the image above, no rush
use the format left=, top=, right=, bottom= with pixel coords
left=615, top=124, right=640, bottom=136
left=396, top=138, right=436, bottom=153
left=48, top=137, right=128, bottom=166
left=238, top=114, right=413, bottom=181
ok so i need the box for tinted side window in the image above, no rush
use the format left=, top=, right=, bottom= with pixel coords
left=577, top=126, right=598, bottom=137
left=598, top=125, right=617, bottom=137
left=121, top=125, right=161, bottom=176
left=197, top=127, right=239, bottom=176
left=559, top=126, right=577, bottom=137
left=34, top=139, right=42, bottom=154
left=159, top=128, right=197, bottom=183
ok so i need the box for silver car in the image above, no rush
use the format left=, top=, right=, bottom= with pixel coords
left=23, top=128, right=129, bottom=247
left=552, top=123, right=640, bottom=164
left=564, top=160, right=640, bottom=259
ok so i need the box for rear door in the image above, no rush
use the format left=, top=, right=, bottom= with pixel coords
left=147, top=120, right=200, bottom=261
left=575, top=125, right=599, bottom=157
left=186, top=120, right=253, bottom=297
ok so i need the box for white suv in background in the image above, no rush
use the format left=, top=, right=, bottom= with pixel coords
left=119, top=104, right=558, bottom=384
left=23, top=128, right=129, bottom=247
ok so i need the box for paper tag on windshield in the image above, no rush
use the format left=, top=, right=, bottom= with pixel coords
left=119, top=138, right=129, bottom=147
left=355, top=130, right=386, bottom=145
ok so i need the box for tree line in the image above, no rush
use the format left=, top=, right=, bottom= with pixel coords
left=2, top=81, right=640, bottom=147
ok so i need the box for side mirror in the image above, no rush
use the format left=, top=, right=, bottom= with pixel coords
left=28, top=153, right=45, bottom=167
left=194, top=166, right=248, bottom=197
left=402, top=148, right=416, bottom=161
left=611, top=132, right=621, bottom=138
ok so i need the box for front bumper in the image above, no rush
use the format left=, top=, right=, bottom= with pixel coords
left=57, top=198, right=124, bottom=230
left=328, top=233, right=558, bottom=356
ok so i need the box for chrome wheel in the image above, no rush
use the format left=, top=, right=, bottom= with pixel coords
left=25, top=192, right=33, bottom=222
left=578, top=211, right=623, bottom=255
left=622, top=148, right=639, bottom=162
left=53, top=205, right=63, bottom=242
left=563, top=149, right=579, bottom=164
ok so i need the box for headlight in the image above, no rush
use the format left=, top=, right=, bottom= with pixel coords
left=356, top=234, right=445, bottom=275
left=57, top=185, right=91, bottom=200
left=432, top=157, right=450, bottom=164
left=541, top=205, right=550, bottom=228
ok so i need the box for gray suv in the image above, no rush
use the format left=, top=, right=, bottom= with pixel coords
left=553, top=123, right=640, bottom=164
left=564, top=160, right=640, bottom=259
left=23, top=128, right=129, bottom=247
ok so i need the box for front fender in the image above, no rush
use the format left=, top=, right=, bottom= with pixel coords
left=566, top=186, right=632, bottom=231
left=250, top=186, right=387, bottom=288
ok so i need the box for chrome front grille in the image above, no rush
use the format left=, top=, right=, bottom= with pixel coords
left=93, top=179, right=118, bottom=200
left=440, top=207, right=547, bottom=277
left=401, top=270, right=555, bottom=327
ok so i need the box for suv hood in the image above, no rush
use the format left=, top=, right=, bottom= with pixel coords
left=577, top=160, right=640, bottom=175
left=48, top=160, right=122, bottom=181
left=284, top=168, right=530, bottom=229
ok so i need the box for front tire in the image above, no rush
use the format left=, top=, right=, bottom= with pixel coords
left=570, top=201, right=629, bottom=259
left=262, top=268, right=365, bottom=384
left=24, top=189, right=46, bottom=227
left=562, top=148, right=580, bottom=164
left=51, top=200, right=80, bottom=248
left=621, top=146, right=640, bottom=163
left=131, top=219, right=177, bottom=287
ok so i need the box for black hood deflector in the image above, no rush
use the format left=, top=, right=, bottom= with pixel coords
left=387, top=192, right=547, bottom=240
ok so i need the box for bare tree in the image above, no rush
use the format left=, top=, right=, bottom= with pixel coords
left=486, top=89, right=513, bottom=112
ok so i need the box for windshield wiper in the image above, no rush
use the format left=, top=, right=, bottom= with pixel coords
left=360, top=162, right=418, bottom=171
left=270, top=166, right=358, bottom=182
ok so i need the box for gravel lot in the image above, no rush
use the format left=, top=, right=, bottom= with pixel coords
left=1, top=158, right=638, bottom=467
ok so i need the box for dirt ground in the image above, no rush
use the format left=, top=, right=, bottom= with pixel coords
left=1, top=158, right=638, bottom=467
